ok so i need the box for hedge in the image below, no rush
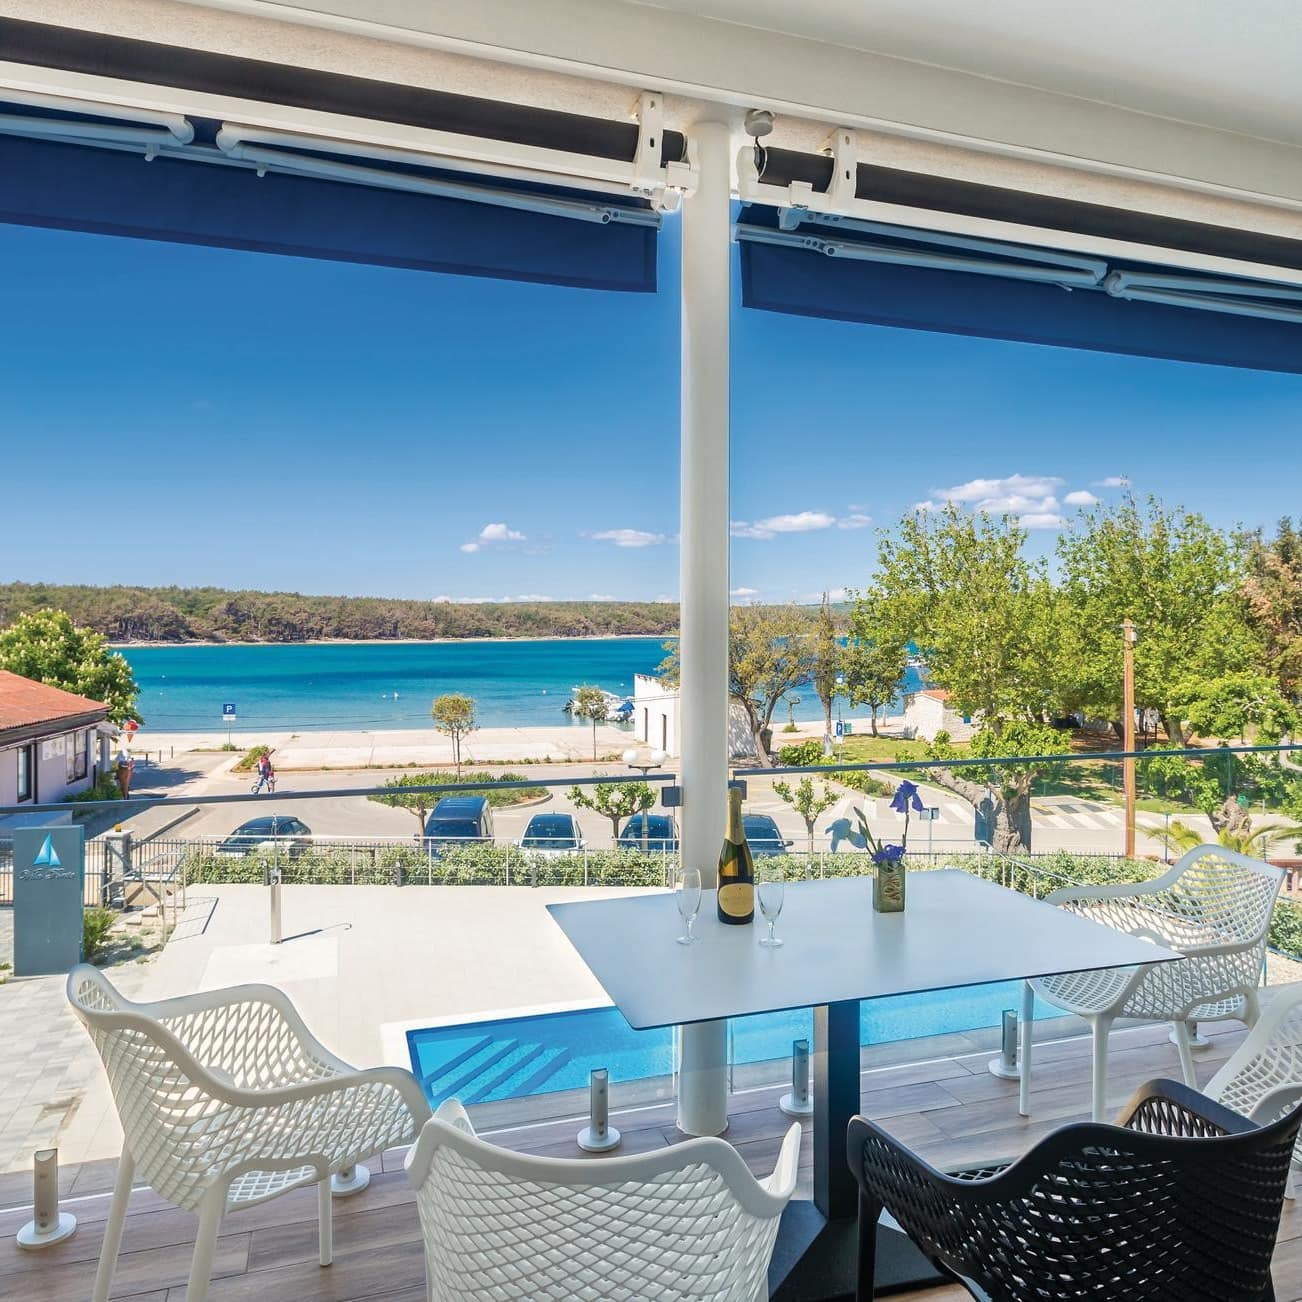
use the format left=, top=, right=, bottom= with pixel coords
left=179, top=844, right=673, bottom=888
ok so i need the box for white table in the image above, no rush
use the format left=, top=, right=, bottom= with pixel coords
left=549, top=870, right=1180, bottom=1298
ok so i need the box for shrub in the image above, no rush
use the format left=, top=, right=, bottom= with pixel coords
left=233, top=745, right=272, bottom=773
left=775, top=740, right=825, bottom=767
left=83, top=907, right=117, bottom=962
left=68, top=773, right=121, bottom=804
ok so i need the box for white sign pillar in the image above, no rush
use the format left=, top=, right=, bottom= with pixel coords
left=676, top=117, right=732, bottom=1137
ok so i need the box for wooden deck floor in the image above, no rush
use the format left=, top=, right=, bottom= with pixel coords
left=2, top=1017, right=1300, bottom=1301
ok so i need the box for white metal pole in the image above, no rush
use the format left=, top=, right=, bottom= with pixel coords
left=676, top=117, right=732, bottom=1138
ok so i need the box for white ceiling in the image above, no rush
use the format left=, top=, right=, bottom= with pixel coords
left=638, top=0, right=1302, bottom=145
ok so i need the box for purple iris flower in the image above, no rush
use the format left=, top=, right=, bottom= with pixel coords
left=871, top=843, right=906, bottom=866
left=890, top=780, right=924, bottom=815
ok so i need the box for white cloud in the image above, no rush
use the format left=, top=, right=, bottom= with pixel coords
left=731, top=510, right=837, bottom=540
left=505, top=593, right=552, bottom=602
left=1064, top=490, right=1099, bottom=507
left=588, top=592, right=616, bottom=601
left=836, top=513, right=872, bottom=531
left=654, top=593, right=676, bottom=603
left=460, top=521, right=525, bottom=553
left=730, top=586, right=760, bottom=598
left=1092, top=475, right=1131, bottom=488
left=916, top=474, right=1073, bottom=527
left=478, top=522, right=525, bottom=543
left=591, top=528, right=669, bottom=548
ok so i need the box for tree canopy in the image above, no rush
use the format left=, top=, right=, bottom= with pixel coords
left=431, top=693, right=477, bottom=776
left=842, top=592, right=909, bottom=737
left=569, top=779, right=656, bottom=840
left=0, top=608, right=140, bottom=723
left=1240, top=518, right=1302, bottom=698
left=1056, top=497, right=1258, bottom=743
left=870, top=504, right=1059, bottom=724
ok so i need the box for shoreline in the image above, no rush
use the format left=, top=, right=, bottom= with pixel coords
left=112, top=633, right=676, bottom=648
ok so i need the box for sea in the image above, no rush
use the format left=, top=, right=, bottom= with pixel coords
left=115, top=639, right=921, bottom=733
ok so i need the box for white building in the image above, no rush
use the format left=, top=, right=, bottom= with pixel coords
left=633, top=675, right=755, bottom=760
left=900, top=688, right=977, bottom=742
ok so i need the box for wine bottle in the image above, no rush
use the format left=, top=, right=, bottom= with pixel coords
left=716, top=786, right=755, bottom=924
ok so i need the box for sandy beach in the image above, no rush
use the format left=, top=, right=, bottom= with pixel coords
left=129, top=719, right=835, bottom=768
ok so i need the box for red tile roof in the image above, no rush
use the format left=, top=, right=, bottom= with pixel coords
left=0, top=670, right=110, bottom=733
left=919, top=688, right=952, bottom=701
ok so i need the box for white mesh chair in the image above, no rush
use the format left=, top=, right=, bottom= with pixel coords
left=67, top=964, right=431, bottom=1302
left=405, top=1098, right=801, bottom=1300
left=1206, top=982, right=1302, bottom=1196
left=1017, top=845, right=1283, bottom=1121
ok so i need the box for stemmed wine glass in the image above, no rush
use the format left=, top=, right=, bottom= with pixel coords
left=757, top=864, right=784, bottom=948
left=676, top=867, right=702, bottom=945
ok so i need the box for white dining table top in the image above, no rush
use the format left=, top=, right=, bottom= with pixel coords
left=546, top=870, right=1179, bottom=1030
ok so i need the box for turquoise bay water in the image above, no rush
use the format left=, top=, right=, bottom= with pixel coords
left=117, top=639, right=921, bottom=733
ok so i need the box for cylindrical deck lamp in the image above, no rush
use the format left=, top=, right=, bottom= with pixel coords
left=577, top=1068, right=621, bottom=1151
left=779, top=1039, right=814, bottom=1117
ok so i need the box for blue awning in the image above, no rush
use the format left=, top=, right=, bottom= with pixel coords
left=737, top=205, right=1302, bottom=373
left=0, top=131, right=659, bottom=293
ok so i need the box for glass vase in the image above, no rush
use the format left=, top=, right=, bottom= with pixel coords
left=873, top=858, right=906, bottom=913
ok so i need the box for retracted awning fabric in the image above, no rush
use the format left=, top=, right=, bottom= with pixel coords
left=0, top=128, right=659, bottom=292
left=737, top=204, right=1302, bottom=373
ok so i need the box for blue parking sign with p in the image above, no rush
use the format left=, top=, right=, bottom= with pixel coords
left=222, top=703, right=236, bottom=721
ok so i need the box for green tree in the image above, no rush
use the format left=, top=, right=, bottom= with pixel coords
left=1240, top=518, right=1302, bottom=697
left=809, top=593, right=841, bottom=743
left=928, top=720, right=1069, bottom=852
left=1057, top=497, right=1259, bottom=744
left=658, top=605, right=817, bottom=766
left=0, top=608, right=140, bottom=723
left=572, top=685, right=609, bottom=761
left=842, top=592, right=909, bottom=736
left=1173, top=672, right=1299, bottom=743
left=431, top=692, right=477, bottom=777
left=773, top=778, right=839, bottom=854
left=873, top=505, right=1060, bottom=726
left=368, top=772, right=446, bottom=833
left=569, top=779, right=656, bottom=842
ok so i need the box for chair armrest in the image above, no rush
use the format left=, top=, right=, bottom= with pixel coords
left=848, top=1115, right=980, bottom=1208
left=1114, top=1078, right=1256, bottom=1137
left=157, top=987, right=353, bottom=1086
left=759, top=1123, right=802, bottom=1200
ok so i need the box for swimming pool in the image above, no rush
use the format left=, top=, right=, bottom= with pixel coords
left=407, top=982, right=1052, bottom=1107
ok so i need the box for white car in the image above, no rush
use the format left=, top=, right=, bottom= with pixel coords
left=514, top=813, right=585, bottom=856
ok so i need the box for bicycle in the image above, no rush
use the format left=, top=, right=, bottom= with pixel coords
left=251, top=772, right=277, bottom=795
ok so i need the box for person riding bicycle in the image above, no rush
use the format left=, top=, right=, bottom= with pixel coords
left=254, top=752, right=275, bottom=793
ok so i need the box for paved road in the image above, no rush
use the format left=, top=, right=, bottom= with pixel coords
left=105, top=755, right=1174, bottom=860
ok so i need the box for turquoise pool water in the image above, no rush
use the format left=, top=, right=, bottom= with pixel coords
left=407, top=983, right=1049, bottom=1107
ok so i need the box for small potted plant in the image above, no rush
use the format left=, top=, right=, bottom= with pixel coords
left=852, top=779, right=924, bottom=913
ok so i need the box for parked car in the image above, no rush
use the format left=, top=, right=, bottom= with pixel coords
left=618, top=813, right=680, bottom=853
left=215, top=816, right=312, bottom=858
left=515, top=813, right=585, bottom=854
left=423, top=796, right=494, bottom=851
left=743, top=813, right=793, bottom=857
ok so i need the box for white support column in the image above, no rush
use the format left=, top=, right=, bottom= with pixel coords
left=676, top=117, right=732, bottom=1138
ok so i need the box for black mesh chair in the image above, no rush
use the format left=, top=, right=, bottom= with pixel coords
left=847, top=1078, right=1302, bottom=1302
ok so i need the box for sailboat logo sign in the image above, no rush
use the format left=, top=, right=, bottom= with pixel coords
left=20, top=834, right=74, bottom=880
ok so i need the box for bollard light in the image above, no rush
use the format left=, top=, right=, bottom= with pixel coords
left=16, top=1149, right=76, bottom=1249
left=331, top=1163, right=371, bottom=1196
left=779, top=1039, right=814, bottom=1117
left=987, top=1008, right=1021, bottom=1080
left=577, top=1068, right=621, bottom=1152
left=269, top=867, right=283, bottom=945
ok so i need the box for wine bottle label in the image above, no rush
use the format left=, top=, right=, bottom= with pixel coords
left=717, top=881, right=754, bottom=918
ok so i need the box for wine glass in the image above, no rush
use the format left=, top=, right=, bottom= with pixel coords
left=757, top=864, right=785, bottom=948
left=676, top=867, right=702, bottom=945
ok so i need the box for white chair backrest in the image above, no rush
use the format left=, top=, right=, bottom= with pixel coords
left=406, top=1111, right=793, bottom=1301
left=67, top=965, right=241, bottom=1211
left=1163, top=844, right=1283, bottom=944
left=1208, top=984, right=1302, bottom=1125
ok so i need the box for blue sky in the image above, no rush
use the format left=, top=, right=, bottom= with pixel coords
left=3, top=217, right=1301, bottom=604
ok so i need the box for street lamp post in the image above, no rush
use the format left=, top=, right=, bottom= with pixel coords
left=1123, top=619, right=1138, bottom=859
left=624, top=746, right=668, bottom=853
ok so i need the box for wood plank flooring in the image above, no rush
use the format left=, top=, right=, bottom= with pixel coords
left=3, top=1018, right=1299, bottom=1300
